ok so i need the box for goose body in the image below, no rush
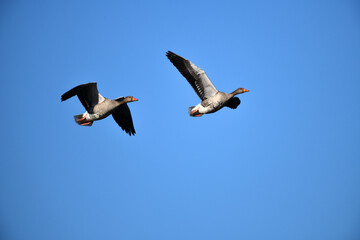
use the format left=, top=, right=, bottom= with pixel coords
left=190, top=92, right=234, bottom=115
left=61, top=82, right=138, bottom=136
left=166, top=51, right=249, bottom=117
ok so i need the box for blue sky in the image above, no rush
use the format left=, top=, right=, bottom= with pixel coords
left=1, top=0, right=360, bottom=239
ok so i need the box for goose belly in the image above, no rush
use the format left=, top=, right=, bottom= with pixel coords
left=90, top=102, right=117, bottom=120
left=199, top=96, right=226, bottom=114
left=86, top=111, right=112, bottom=121
left=200, top=102, right=225, bottom=114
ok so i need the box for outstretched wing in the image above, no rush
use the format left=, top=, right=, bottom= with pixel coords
left=112, top=100, right=136, bottom=136
left=61, top=82, right=105, bottom=112
left=166, top=51, right=218, bottom=100
left=225, top=97, right=241, bottom=109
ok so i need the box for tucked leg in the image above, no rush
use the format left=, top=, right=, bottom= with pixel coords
left=190, top=106, right=200, bottom=115
left=81, top=121, right=93, bottom=126
left=77, top=113, right=88, bottom=122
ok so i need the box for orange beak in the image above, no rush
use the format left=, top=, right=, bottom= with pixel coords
left=244, top=89, right=249, bottom=92
left=132, top=97, right=139, bottom=101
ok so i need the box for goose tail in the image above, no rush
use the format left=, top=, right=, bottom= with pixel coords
left=187, top=106, right=195, bottom=114
left=73, top=114, right=93, bottom=126
left=188, top=106, right=203, bottom=117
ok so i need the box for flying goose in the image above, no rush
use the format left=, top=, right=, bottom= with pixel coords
left=61, top=82, right=138, bottom=136
left=166, top=51, right=249, bottom=117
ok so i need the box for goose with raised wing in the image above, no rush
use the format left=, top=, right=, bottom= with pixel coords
left=166, top=51, right=249, bottom=117
left=61, top=82, right=138, bottom=136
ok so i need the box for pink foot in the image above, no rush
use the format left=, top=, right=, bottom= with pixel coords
left=77, top=113, right=88, bottom=122
left=190, top=106, right=200, bottom=115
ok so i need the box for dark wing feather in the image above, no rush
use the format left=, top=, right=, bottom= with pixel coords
left=225, top=97, right=241, bottom=109
left=112, top=102, right=136, bottom=136
left=61, top=82, right=103, bottom=112
left=166, top=51, right=218, bottom=101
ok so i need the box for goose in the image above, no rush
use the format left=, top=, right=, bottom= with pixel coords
left=61, top=82, right=138, bottom=136
left=166, top=51, right=249, bottom=117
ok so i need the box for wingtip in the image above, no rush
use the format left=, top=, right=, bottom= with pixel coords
left=166, top=50, right=176, bottom=57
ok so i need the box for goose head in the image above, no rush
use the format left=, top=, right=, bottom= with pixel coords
left=231, top=88, right=250, bottom=96
left=114, top=96, right=139, bottom=104
left=124, top=96, right=139, bottom=103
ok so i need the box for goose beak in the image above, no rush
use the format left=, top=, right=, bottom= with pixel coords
left=244, top=89, right=249, bottom=92
left=132, top=97, right=139, bottom=101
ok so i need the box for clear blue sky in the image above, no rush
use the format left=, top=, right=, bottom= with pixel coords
left=1, top=0, right=360, bottom=239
